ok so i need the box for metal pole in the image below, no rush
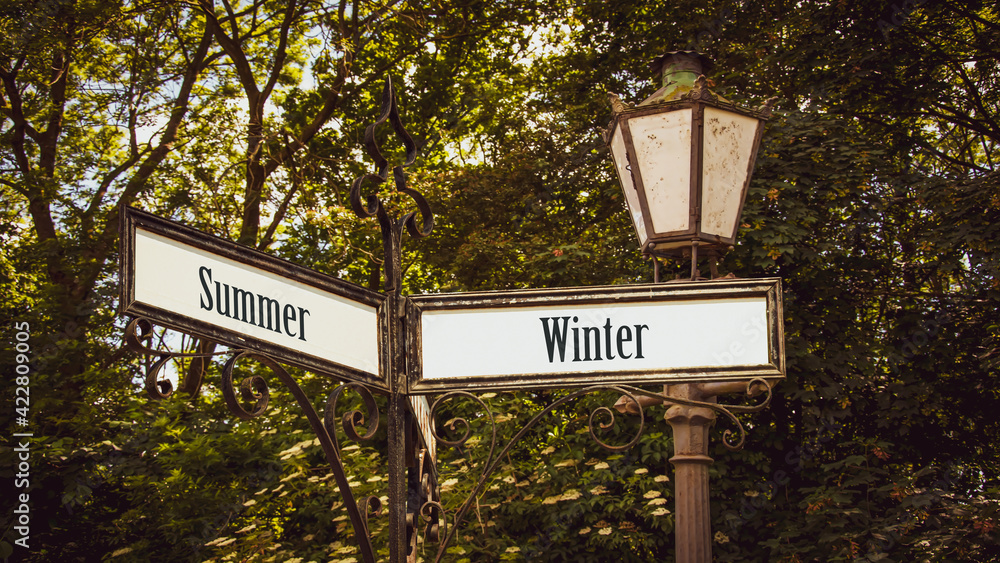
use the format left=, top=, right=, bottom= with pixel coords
left=664, top=383, right=716, bottom=563
left=388, top=385, right=408, bottom=562
left=380, top=208, right=409, bottom=563
left=349, top=76, right=434, bottom=562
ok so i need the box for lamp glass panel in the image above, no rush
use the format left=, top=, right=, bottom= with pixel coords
left=628, top=109, right=692, bottom=234
left=701, top=106, right=760, bottom=238
left=610, top=124, right=648, bottom=245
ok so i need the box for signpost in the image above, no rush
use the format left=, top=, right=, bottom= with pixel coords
left=120, top=207, right=784, bottom=563
left=120, top=207, right=389, bottom=390
left=119, top=74, right=783, bottom=563
left=407, top=279, right=783, bottom=393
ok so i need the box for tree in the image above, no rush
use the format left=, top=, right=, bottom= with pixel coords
left=1, top=0, right=551, bottom=558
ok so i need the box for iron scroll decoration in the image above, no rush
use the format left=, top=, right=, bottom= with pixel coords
left=122, top=78, right=775, bottom=562
left=423, top=382, right=772, bottom=561
left=124, top=319, right=384, bottom=562
left=350, top=77, right=434, bottom=291
left=125, top=313, right=772, bottom=561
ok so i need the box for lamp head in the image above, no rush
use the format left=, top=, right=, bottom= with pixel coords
left=605, top=52, right=774, bottom=278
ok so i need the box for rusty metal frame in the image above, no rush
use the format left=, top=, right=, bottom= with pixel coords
left=125, top=308, right=771, bottom=563
left=420, top=378, right=772, bottom=561
left=345, top=76, right=435, bottom=562
left=125, top=310, right=773, bottom=562
left=613, top=100, right=701, bottom=247
left=123, top=317, right=384, bottom=561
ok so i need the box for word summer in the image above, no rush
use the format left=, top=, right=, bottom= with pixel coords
left=541, top=316, right=649, bottom=362
left=199, top=267, right=311, bottom=341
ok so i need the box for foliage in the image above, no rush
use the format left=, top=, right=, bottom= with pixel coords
left=2, top=0, right=999, bottom=561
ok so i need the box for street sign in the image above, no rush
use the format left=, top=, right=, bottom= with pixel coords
left=120, top=207, right=388, bottom=390
left=407, top=279, right=784, bottom=393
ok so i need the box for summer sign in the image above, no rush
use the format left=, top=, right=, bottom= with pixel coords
left=119, top=207, right=388, bottom=389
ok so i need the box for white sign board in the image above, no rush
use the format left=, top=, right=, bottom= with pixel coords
left=408, top=280, right=783, bottom=392
left=120, top=208, right=387, bottom=389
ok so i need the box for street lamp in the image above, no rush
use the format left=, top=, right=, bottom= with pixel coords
left=607, top=52, right=777, bottom=563
left=605, top=51, right=774, bottom=280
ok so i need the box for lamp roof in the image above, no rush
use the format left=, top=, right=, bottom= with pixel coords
left=649, top=50, right=714, bottom=79
left=641, top=51, right=732, bottom=106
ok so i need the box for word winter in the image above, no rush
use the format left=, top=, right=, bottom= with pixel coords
left=541, top=316, right=648, bottom=363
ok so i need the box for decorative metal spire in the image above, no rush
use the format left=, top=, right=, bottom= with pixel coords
left=350, top=77, right=434, bottom=292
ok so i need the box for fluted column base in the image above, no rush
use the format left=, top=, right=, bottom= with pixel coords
left=665, top=384, right=717, bottom=563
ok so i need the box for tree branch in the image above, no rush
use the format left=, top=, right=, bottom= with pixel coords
left=260, top=0, right=298, bottom=103
left=258, top=132, right=301, bottom=251
left=200, top=0, right=260, bottom=100
left=80, top=19, right=217, bottom=304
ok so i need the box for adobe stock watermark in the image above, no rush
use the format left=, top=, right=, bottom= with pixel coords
left=10, top=321, right=34, bottom=553
left=712, top=312, right=769, bottom=367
